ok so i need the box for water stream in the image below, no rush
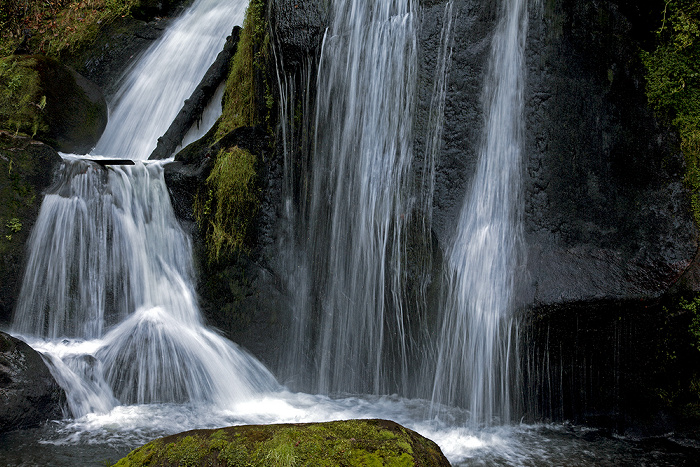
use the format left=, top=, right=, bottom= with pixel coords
left=285, top=0, right=418, bottom=396
left=431, top=0, right=528, bottom=426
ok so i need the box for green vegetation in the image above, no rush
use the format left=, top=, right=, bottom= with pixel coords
left=0, top=54, right=107, bottom=152
left=195, top=147, right=259, bottom=262
left=0, top=0, right=143, bottom=58
left=216, top=0, right=270, bottom=138
left=652, top=295, right=700, bottom=416
left=113, top=420, right=448, bottom=467
left=642, top=0, right=700, bottom=222
left=4, top=217, right=22, bottom=241
left=0, top=56, right=46, bottom=137
left=192, top=0, right=274, bottom=263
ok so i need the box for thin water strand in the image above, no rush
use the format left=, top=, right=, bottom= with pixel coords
left=432, top=0, right=528, bottom=426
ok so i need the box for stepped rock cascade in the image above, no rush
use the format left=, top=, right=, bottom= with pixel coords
left=431, top=0, right=528, bottom=426
left=92, top=0, right=247, bottom=160
left=11, top=0, right=279, bottom=416
left=285, top=0, right=418, bottom=395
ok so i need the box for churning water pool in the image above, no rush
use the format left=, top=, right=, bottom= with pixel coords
left=1, top=392, right=699, bottom=466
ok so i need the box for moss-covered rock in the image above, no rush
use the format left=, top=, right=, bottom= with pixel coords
left=217, top=0, right=272, bottom=138
left=0, top=54, right=107, bottom=153
left=113, top=419, right=450, bottom=467
left=0, top=130, right=61, bottom=324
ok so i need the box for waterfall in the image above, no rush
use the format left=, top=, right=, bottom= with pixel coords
left=92, top=0, right=247, bottom=160
left=283, top=0, right=417, bottom=395
left=431, top=0, right=528, bottom=426
left=11, top=0, right=279, bottom=417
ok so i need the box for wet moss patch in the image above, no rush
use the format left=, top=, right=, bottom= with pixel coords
left=113, top=419, right=450, bottom=467
left=0, top=54, right=107, bottom=153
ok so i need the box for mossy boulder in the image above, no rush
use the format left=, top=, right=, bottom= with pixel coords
left=0, top=130, right=62, bottom=324
left=113, top=419, right=450, bottom=466
left=0, top=54, right=107, bottom=154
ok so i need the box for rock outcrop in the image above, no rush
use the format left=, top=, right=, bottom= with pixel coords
left=0, top=132, right=62, bottom=324
left=0, top=332, right=65, bottom=433
left=0, top=55, right=107, bottom=154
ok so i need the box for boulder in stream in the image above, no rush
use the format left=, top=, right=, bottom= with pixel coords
left=114, top=419, right=450, bottom=466
left=0, top=332, right=65, bottom=433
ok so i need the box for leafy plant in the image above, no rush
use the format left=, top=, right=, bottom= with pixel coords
left=642, top=0, right=700, bottom=223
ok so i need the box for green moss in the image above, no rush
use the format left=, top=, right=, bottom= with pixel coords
left=0, top=132, right=57, bottom=260
left=650, top=295, right=700, bottom=416
left=195, top=146, right=259, bottom=262
left=0, top=54, right=107, bottom=152
left=0, top=56, right=45, bottom=137
left=641, top=0, right=700, bottom=223
left=216, top=0, right=270, bottom=138
left=113, top=420, right=449, bottom=467
left=0, top=0, right=146, bottom=58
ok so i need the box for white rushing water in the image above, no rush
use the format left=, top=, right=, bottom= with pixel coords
left=431, top=0, right=528, bottom=426
left=10, top=0, right=279, bottom=420
left=92, top=0, right=247, bottom=160
left=285, top=0, right=417, bottom=396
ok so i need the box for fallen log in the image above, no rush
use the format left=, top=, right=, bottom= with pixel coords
left=148, top=26, right=241, bottom=160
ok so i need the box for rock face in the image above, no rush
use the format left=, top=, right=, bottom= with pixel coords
left=166, top=125, right=287, bottom=368
left=417, top=0, right=697, bottom=308
left=0, top=332, right=65, bottom=433
left=63, top=0, right=193, bottom=100
left=0, top=131, right=62, bottom=324
left=0, top=55, right=108, bottom=154
left=114, top=419, right=450, bottom=467
left=521, top=0, right=697, bottom=306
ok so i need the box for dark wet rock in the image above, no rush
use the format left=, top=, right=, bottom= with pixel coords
left=418, top=0, right=696, bottom=306
left=521, top=0, right=696, bottom=305
left=270, top=0, right=328, bottom=70
left=165, top=125, right=284, bottom=368
left=0, top=332, right=65, bottom=433
left=0, top=131, right=62, bottom=324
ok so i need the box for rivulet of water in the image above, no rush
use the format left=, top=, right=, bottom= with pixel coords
left=431, top=0, right=528, bottom=426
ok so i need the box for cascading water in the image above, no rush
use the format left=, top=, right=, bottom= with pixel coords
left=93, top=0, right=247, bottom=160
left=431, top=0, right=528, bottom=426
left=285, top=0, right=418, bottom=396
left=11, top=0, right=278, bottom=418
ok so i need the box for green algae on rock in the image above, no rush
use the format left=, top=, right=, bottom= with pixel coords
left=0, top=55, right=107, bottom=153
left=113, top=419, right=450, bottom=467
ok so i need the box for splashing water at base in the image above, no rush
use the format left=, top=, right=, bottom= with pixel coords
left=1, top=393, right=697, bottom=466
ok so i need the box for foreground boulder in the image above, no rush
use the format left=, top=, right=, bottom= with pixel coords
left=0, top=332, right=65, bottom=432
left=0, top=55, right=107, bottom=154
left=114, top=419, right=450, bottom=466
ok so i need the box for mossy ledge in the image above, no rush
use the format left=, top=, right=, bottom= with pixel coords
left=113, top=419, right=450, bottom=467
